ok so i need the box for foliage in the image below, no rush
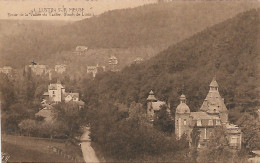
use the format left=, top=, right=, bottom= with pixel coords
left=197, top=127, right=234, bottom=163
left=18, top=119, right=37, bottom=137
left=236, top=113, right=260, bottom=151
left=153, top=104, right=174, bottom=134
left=1, top=2, right=259, bottom=68
left=82, top=9, right=260, bottom=118
left=88, top=102, right=189, bottom=161
left=53, top=102, right=85, bottom=138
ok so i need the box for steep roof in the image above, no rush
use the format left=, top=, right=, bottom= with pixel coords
left=190, top=112, right=220, bottom=120
left=151, top=101, right=166, bottom=111
left=35, top=109, right=54, bottom=122
left=65, top=92, right=79, bottom=98
left=48, top=83, right=64, bottom=90
left=200, top=78, right=227, bottom=113
left=200, top=91, right=227, bottom=113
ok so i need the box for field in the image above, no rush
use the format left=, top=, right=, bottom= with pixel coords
left=1, top=134, right=84, bottom=162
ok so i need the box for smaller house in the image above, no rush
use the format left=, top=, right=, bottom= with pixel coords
left=226, top=123, right=242, bottom=149
left=109, top=56, right=118, bottom=65
left=35, top=107, right=54, bottom=122
left=109, top=56, right=119, bottom=72
left=43, top=81, right=65, bottom=103
left=87, top=64, right=105, bottom=78
left=146, top=90, right=169, bottom=121
left=75, top=46, right=88, bottom=55
left=29, top=64, right=47, bottom=75
left=64, top=93, right=79, bottom=102
left=55, top=64, right=67, bottom=74
left=134, top=57, right=144, bottom=64
left=0, top=66, right=13, bottom=75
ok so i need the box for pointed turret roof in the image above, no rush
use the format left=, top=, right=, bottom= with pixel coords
left=147, top=90, right=157, bottom=101
left=209, top=76, right=219, bottom=87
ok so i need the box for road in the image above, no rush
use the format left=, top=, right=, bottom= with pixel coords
left=81, top=127, right=100, bottom=163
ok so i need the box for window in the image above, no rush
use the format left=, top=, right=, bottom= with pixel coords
left=216, top=120, right=221, bottom=125
left=230, top=137, right=238, bottom=144
left=184, top=119, right=187, bottom=125
left=208, top=119, right=213, bottom=126
left=197, top=120, right=202, bottom=126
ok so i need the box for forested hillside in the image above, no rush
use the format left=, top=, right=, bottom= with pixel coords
left=83, top=9, right=260, bottom=122
left=1, top=1, right=259, bottom=68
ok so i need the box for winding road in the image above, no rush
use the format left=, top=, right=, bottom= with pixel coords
left=81, top=127, right=100, bottom=163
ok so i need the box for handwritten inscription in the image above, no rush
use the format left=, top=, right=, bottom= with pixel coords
left=8, top=6, right=93, bottom=17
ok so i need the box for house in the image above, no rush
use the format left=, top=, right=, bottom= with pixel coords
left=108, top=55, right=119, bottom=72
left=174, top=77, right=242, bottom=149
left=64, top=93, right=79, bottom=102
left=147, top=90, right=167, bottom=121
left=75, top=46, right=88, bottom=55
left=147, top=77, right=242, bottom=149
left=134, top=57, right=144, bottom=64
left=43, top=80, right=84, bottom=106
left=35, top=107, right=53, bottom=122
left=55, top=64, right=66, bottom=74
left=0, top=66, right=13, bottom=75
left=29, top=64, right=47, bottom=75
left=87, top=64, right=105, bottom=78
left=44, top=81, right=66, bottom=103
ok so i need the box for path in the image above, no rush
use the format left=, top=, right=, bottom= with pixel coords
left=81, top=127, right=100, bottom=163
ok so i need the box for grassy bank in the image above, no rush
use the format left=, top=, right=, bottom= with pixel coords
left=1, top=134, right=84, bottom=162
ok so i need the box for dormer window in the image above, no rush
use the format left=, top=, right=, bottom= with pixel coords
left=208, top=119, right=213, bottom=126
left=184, top=119, right=187, bottom=125
left=197, top=119, right=202, bottom=126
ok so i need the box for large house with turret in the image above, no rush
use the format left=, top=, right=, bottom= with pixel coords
left=147, top=77, right=242, bottom=149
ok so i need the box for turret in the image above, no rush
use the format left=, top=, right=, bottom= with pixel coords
left=176, top=94, right=190, bottom=114
left=147, top=90, right=157, bottom=119
left=209, top=76, right=218, bottom=91
left=175, top=94, right=191, bottom=139
left=147, top=90, right=157, bottom=102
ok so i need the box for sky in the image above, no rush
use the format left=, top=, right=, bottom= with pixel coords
left=0, top=0, right=157, bottom=21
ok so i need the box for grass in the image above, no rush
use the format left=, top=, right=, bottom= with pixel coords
left=1, top=134, right=84, bottom=162
left=2, top=142, right=71, bottom=163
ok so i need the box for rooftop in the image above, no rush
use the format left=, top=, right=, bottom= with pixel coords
left=151, top=101, right=166, bottom=111
left=190, top=112, right=220, bottom=120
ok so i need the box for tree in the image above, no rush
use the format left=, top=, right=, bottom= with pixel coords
left=53, top=102, right=84, bottom=138
left=153, top=104, right=174, bottom=134
left=236, top=113, right=260, bottom=151
left=197, top=127, right=234, bottom=163
left=190, top=127, right=201, bottom=162
left=18, top=119, right=37, bottom=136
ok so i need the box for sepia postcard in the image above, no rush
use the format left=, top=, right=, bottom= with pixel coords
left=0, top=0, right=260, bottom=162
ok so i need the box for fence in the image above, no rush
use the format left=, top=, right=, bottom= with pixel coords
left=46, top=146, right=81, bottom=163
